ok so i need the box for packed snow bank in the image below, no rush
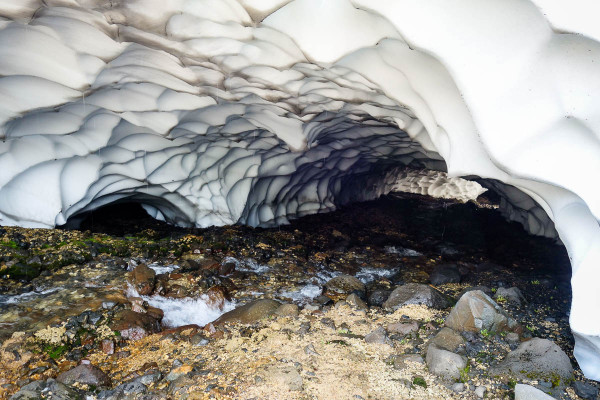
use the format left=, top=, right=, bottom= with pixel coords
left=0, top=0, right=599, bottom=380
left=391, top=169, right=487, bottom=203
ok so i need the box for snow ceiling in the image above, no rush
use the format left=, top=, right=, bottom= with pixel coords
left=0, top=0, right=599, bottom=380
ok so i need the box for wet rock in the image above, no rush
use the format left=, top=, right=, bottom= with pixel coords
left=205, top=285, right=230, bottom=310
left=572, top=381, right=599, bottom=399
left=387, top=321, right=419, bottom=335
left=514, top=384, right=556, bottom=400
left=275, top=303, right=300, bottom=317
left=429, top=264, right=461, bottom=285
left=383, top=283, right=451, bottom=310
left=492, top=338, right=573, bottom=383
left=324, top=275, right=365, bottom=297
left=129, top=264, right=156, bottom=295
left=57, top=363, right=111, bottom=387
left=368, top=290, right=391, bottom=307
left=346, top=293, right=368, bottom=310
left=214, top=299, right=280, bottom=326
left=425, top=344, right=467, bottom=381
left=10, top=379, right=80, bottom=400
left=494, top=287, right=526, bottom=306
left=365, top=327, right=387, bottom=344
left=314, top=295, right=333, bottom=306
left=445, top=290, right=520, bottom=333
left=110, top=310, right=161, bottom=341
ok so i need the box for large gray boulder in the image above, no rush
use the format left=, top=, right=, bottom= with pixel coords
left=492, top=338, right=573, bottom=383
left=383, top=283, right=451, bottom=310
left=445, top=290, right=520, bottom=333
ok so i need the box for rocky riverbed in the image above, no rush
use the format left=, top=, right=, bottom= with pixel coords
left=0, top=193, right=598, bottom=400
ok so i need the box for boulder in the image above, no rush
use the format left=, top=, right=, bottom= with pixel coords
left=324, top=275, right=365, bottom=297
left=445, top=290, right=520, bottom=333
left=57, top=363, right=111, bottom=387
left=429, top=264, right=461, bottom=285
left=492, top=338, right=573, bottom=383
left=514, top=384, right=557, bottom=400
left=214, top=299, right=280, bottom=325
left=129, top=264, right=156, bottom=295
left=383, top=283, right=451, bottom=310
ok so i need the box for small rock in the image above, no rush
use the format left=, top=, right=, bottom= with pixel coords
left=389, top=354, right=424, bottom=369
left=474, top=386, right=486, bottom=398
left=129, top=264, right=156, bottom=295
left=445, top=290, right=520, bottom=333
left=205, top=285, right=230, bottom=310
left=383, top=283, right=451, bottom=310
left=101, top=339, right=114, bottom=355
left=57, top=363, right=111, bottom=387
left=572, top=381, right=599, bottom=400
left=304, top=344, right=320, bottom=356
left=492, top=338, right=573, bottom=382
left=514, top=384, right=556, bottom=400
left=429, top=264, right=461, bottom=285
left=365, top=326, right=387, bottom=344
left=495, top=287, right=526, bottom=306
left=506, top=332, right=520, bottom=344
left=456, top=286, right=493, bottom=299
left=324, top=275, right=366, bottom=297
left=166, top=365, right=192, bottom=381
left=190, top=333, right=209, bottom=346
left=275, top=303, right=300, bottom=317
left=346, top=293, right=368, bottom=310
left=452, top=383, right=465, bottom=393
left=214, top=299, right=280, bottom=325
left=387, top=321, right=419, bottom=335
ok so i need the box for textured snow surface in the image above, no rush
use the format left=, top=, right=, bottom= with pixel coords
left=392, top=169, right=487, bottom=203
left=0, top=0, right=599, bottom=380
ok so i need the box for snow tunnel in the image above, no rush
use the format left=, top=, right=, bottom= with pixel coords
left=0, top=0, right=599, bottom=380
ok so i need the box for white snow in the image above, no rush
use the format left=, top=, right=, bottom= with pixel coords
left=0, top=0, right=598, bottom=380
left=391, top=169, right=487, bottom=203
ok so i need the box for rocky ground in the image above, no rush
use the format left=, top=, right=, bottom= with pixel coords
left=0, top=193, right=598, bottom=400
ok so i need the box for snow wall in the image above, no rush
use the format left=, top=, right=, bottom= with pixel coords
left=0, top=0, right=599, bottom=380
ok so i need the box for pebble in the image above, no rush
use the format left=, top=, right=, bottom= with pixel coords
left=451, top=383, right=465, bottom=393
left=474, top=385, right=486, bottom=398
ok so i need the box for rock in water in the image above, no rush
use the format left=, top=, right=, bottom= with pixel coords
left=445, top=290, right=520, bottom=333
left=110, top=310, right=162, bottom=341
left=214, top=299, right=280, bottom=326
left=57, top=363, right=111, bottom=387
left=383, top=283, right=451, bottom=310
left=129, top=264, right=156, bottom=295
left=492, top=338, right=573, bottom=383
